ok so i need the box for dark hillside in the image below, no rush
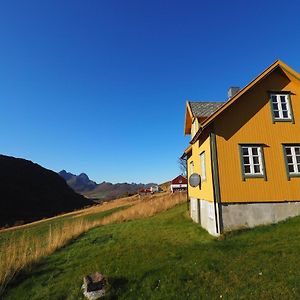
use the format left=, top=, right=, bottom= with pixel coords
left=0, top=155, right=93, bottom=227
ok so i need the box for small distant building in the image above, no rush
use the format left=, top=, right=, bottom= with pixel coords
left=150, top=185, right=160, bottom=193
left=170, top=175, right=187, bottom=193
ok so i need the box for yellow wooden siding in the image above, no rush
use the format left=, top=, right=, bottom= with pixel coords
left=187, top=133, right=214, bottom=202
left=214, top=68, right=300, bottom=203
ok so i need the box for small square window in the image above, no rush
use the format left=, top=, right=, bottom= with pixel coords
left=254, top=165, right=261, bottom=173
left=242, top=148, right=249, bottom=155
left=243, top=157, right=250, bottom=164
left=244, top=165, right=251, bottom=173
left=284, top=145, right=300, bottom=176
left=240, top=145, right=265, bottom=179
left=270, top=93, right=293, bottom=121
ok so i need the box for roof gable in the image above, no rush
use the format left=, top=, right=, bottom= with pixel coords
left=191, top=60, right=300, bottom=144
left=184, top=101, right=223, bottom=134
left=189, top=102, right=224, bottom=118
left=171, top=175, right=187, bottom=184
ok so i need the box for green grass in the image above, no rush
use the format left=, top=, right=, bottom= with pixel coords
left=3, top=204, right=300, bottom=299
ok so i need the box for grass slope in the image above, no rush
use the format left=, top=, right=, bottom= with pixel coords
left=3, top=203, right=300, bottom=299
left=0, top=205, right=128, bottom=248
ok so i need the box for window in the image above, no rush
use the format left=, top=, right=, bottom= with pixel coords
left=189, top=161, right=194, bottom=174
left=240, top=145, right=265, bottom=178
left=200, top=152, right=206, bottom=181
left=191, top=120, right=197, bottom=137
left=270, top=93, right=292, bottom=121
left=284, top=145, right=300, bottom=176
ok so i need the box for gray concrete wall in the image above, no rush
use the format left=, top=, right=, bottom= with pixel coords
left=190, top=198, right=300, bottom=235
left=190, top=198, right=219, bottom=236
left=221, top=201, right=300, bottom=232
left=190, top=198, right=200, bottom=223
left=200, top=199, right=219, bottom=236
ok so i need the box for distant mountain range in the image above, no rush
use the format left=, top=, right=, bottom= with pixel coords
left=0, top=155, right=93, bottom=228
left=58, top=170, right=97, bottom=192
left=58, top=170, right=156, bottom=201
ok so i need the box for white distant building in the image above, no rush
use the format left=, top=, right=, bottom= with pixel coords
left=150, top=185, right=160, bottom=193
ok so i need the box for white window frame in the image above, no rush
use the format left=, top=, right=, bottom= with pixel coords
left=191, top=119, right=197, bottom=137
left=270, top=93, right=292, bottom=121
left=200, top=151, right=206, bottom=181
left=189, top=161, right=194, bottom=175
left=241, top=145, right=265, bottom=178
left=284, top=145, right=300, bottom=176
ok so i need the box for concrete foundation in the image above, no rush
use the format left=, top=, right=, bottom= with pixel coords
left=190, top=198, right=300, bottom=235
left=222, top=201, right=300, bottom=232
left=190, top=198, right=219, bottom=236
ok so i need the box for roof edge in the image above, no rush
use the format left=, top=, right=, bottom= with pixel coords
left=190, top=59, right=298, bottom=144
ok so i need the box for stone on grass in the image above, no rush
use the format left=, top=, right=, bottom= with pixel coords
left=82, top=272, right=107, bottom=300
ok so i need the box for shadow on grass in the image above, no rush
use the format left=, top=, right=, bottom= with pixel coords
left=106, top=277, right=129, bottom=299
left=1, top=263, right=62, bottom=298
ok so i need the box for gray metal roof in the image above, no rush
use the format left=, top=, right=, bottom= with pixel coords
left=189, top=101, right=225, bottom=118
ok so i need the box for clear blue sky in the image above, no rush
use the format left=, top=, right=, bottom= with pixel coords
left=1, top=0, right=300, bottom=183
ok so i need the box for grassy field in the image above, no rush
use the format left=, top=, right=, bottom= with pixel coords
left=0, top=192, right=185, bottom=296
left=0, top=194, right=141, bottom=294
left=2, top=200, right=300, bottom=299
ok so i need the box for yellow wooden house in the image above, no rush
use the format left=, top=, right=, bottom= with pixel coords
left=182, top=60, right=300, bottom=236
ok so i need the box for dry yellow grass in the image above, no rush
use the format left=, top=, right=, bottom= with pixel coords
left=0, top=192, right=186, bottom=294
left=100, top=191, right=186, bottom=225
left=74, top=194, right=140, bottom=218
left=0, top=219, right=92, bottom=294
left=0, top=194, right=140, bottom=234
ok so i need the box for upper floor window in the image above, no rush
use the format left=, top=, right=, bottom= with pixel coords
left=191, top=120, right=197, bottom=137
left=189, top=161, right=194, bottom=175
left=240, top=145, right=265, bottom=179
left=284, top=145, right=300, bottom=177
left=200, top=152, right=206, bottom=181
left=270, top=93, right=293, bottom=121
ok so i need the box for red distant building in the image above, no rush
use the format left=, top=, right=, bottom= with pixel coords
left=170, top=175, right=187, bottom=193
